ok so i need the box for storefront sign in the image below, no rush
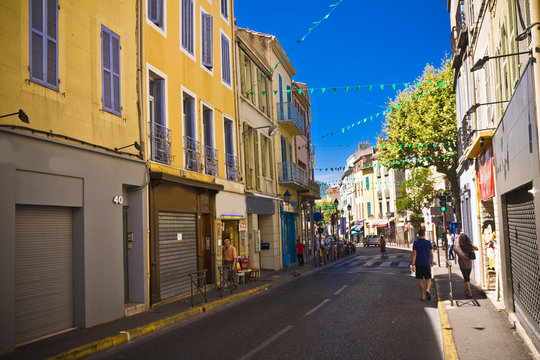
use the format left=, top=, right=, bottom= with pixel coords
left=239, top=223, right=247, bottom=232
left=478, top=146, right=495, bottom=200
left=261, top=242, right=270, bottom=250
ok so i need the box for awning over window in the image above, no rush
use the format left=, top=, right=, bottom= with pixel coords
left=367, top=219, right=388, bottom=227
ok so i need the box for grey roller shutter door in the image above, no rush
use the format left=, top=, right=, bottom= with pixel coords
left=159, top=212, right=197, bottom=300
left=15, top=205, right=73, bottom=344
left=505, top=186, right=540, bottom=330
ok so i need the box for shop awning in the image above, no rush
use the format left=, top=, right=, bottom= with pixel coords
left=367, top=219, right=388, bottom=227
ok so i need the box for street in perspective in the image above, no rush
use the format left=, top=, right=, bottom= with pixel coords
left=1, top=0, right=540, bottom=359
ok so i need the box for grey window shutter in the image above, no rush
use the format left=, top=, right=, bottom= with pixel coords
left=201, top=13, right=213, bottom=68
left=102, top=29, right=112, bottom=111
left=188, top=0, right=193, bottom=53
left=149, top=0, right=158, bottom=23
left=254, top=133, right=260, bottom=190
left=221, top=35, right=230, bottom=85
left=30, top=0, right=57, bottom=89
left=221, top=0, right=228, bottom=19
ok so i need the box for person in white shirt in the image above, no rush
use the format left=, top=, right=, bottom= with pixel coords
left=446, top=229, right=455, bottom=260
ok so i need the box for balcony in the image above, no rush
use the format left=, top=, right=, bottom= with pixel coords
left=455, top=0, right=468, bottom=50
left=204, top=145, right=218, bottom=176
left=226, top=153, right=239, bottom=181
left=277, top=102, right=304, bottom=135
left=184, top=136, right=202, bottom=172
left=450, top=27, right=463, bottom=70
left=150, top=122, right=172, bottom=165
left=278, top=161, right=308, bottom=189
left=457, top=119, right=473, bottom=158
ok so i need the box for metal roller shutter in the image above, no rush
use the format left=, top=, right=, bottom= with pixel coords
left=159, top=212, right=197, bottom=300
left=15, top=205, right=73, bottom=345
left=505, top=186, right=540, bottom=330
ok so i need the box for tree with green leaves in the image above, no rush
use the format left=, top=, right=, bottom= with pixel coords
left=396, top=168, right=440, bottom=229
left=315, top=199, right=339, bottom=226
left=376, top=60, right=460, bottom=223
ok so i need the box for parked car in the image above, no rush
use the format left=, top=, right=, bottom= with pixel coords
left=364, top=234, right=380, bottom=247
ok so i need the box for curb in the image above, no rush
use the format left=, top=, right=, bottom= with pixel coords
left=434, top=279, right=459, bottom=360
left=46, top=263, right=324, bottom=360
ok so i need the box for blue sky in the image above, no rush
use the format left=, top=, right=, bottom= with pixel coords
left=234, top=0, right=451, bottom=186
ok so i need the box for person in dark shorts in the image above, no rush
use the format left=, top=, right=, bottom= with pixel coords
left=412, top=229, right=434, bottom=301
left=379, top=235, right=387, bottom=258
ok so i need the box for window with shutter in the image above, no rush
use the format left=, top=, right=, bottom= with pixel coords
left=254, top=132, right=260, bottom=190
left=258, top=70, right=266, bottom=112
left=281, top=136, right=287, bottom=163
left=243, top=123, right=252, bottom=189
left=268, top=137, right=274, bottom=179
left=182, top=0, right=194, bottom=55
left=239, top=51, right=246, bottom=95
left=266, top=79, right=273, bottom=118
left=148, top=0, right=163, bottom=29
left=220, top=0, right=228, bottom=20
left=221, top=34, right=231, bottom=86
left=261, top=136, right=267, bottom=177
left=30, top=0, right=58, bottom=90
left=101, top=26, right=121, bottom=116
left=201, top=12, right=213, bottom=70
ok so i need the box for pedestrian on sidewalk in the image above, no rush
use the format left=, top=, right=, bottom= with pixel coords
left=222, top=239, right=238, bottom=289
left=411, top=228, right=434, bottom=301
left=453, top=230, right=478, bottom=298
left=379, top=234, right=387, bottom=258
left=296, top=238, right=305, bottom=266
left=446, top=229, right=455, bottom=260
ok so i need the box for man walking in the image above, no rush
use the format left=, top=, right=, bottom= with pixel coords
left=411, top=229, right=433, bottom=301
left=222, top=239, right=238, bottom=288
left=296, top=238, right=305, bottom=266
left=446, top=228, right=455, bottom=260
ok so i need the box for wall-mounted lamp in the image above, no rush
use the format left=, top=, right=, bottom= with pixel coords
left=115, top=141, right=141, bottom=152
left=283, top=190, right=291, bottom=204
left=242, top=125, right=279, bottom=137
left=479, top=138, right=485, bottom=149
left=0, top=109, right=29, bottom=124
left=465, top=100, right=510, bottom=116
left=471, top=51, right=531, bottom=72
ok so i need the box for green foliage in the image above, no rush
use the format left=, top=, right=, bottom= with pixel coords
left=376, top=59, right=461, bottom=222
left=315, top=199, right=339, bottom=224
left=395, top=168, right=440, bottom=228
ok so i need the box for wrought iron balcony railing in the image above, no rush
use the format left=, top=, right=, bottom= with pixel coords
left=150, top=122, right=172, bottom=165
left=455, top=0, right=468, bottom=49
left=278, top=161, right=308, bottom=188
left=276, top=102, right=304, bottom=135
left=204, top=145, right=218, bottom=176
left=184, top=136, right=201, bottom=172
left=457, top=119, right=474, bottom=157
left=226, top=153, right=239, bottom=181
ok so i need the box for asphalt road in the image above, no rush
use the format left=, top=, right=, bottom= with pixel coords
left=93, top=247, right=443, bottom=360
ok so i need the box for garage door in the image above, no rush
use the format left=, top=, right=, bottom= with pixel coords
left=158, top=212, right=197, bottom=300
left=15, top=205, right=73, bottom=344
left=505, top=185, right=540, bottom=332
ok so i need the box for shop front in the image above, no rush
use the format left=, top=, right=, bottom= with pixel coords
left=216, top=190, right=247, bottom=268
left=246, top=194, right=280, bottom=270
left=149, top=173, right=222, bottom=305
left=493, top=61, right=540, bottom=348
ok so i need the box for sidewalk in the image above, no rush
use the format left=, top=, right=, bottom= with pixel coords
left=387, top=244, right=538, bottom=359
left=0, top=257, right=332, bottom=360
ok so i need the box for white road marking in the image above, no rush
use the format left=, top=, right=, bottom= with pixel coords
left=334, top=285, right=348, bottom=295
left=304, top=299, right=330, bottom=316
left=238, top=325, right=294, bottom=360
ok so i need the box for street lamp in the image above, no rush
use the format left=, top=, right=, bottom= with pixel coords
left=0, top=109, right=29, bottom=124
left=347, top=204, right=352, bottom=239
left=465, top=101, right=509, bottom=116
left=333, top=199, right=339, bottom=237
left=242, top=124, right=279, bottom=137
left=471, top=51, right=531, bottom=72
left=283, top=190, right=291, bottom=204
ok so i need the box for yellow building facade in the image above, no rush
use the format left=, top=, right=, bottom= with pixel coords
left=0, top=0, right=148, bottom=353
left=141, top=0, right=241, bottom=304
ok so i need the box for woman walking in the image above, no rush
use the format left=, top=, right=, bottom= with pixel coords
left=453, top=230, right=478, bottom=298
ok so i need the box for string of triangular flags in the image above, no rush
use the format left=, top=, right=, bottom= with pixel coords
left=245, top=0, right=344, bottom=96
left=315, top=153, right=456, bottom=172
left=298, top=142, right=367, bottom=150
left=316, top=81, right=448, bottom=140
left=317, top=178, right=431, bottom=188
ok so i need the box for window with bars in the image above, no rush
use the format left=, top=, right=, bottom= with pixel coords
left=148, top=0, right=164, bottom=29
left=181, top=0, right=194, bottom=55
left=201, top=11, right=213, bottom=70
left=101, top=26, right=121, bottom=116
left=221, top=33, right=231, bottom=86
left=29, top=0, right=58, bottom=90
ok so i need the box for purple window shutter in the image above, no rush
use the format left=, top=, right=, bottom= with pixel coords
left=188, top=0, right=193, bottom=53
left=111, top=35, right=121, bottom=113
left=202, top=13, right=213, bottom=68
left=102, top=28, right=112, bottom=111
left=221, top=35, right=230, bottom=85
left=148, top=0, right=157, bottom=23
left=221, top=0, right=228, bottom=19
left=182, top=0, right=193, bottom=53
left=30, top=0, right=44, bottom=82
left=154, top=79, right=163, bottom=125
left=101, top=26, right=121, bottom=115
left=45, top=0, right=57, bottom=87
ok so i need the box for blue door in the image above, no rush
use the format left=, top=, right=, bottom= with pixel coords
left=281, top=212, right=296, bottom=267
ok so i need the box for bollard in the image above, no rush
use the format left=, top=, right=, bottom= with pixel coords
left=448, top=260, right=454, bottom=306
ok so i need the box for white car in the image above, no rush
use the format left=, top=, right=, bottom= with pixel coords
left=364, top=234, right=380, bottom=247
